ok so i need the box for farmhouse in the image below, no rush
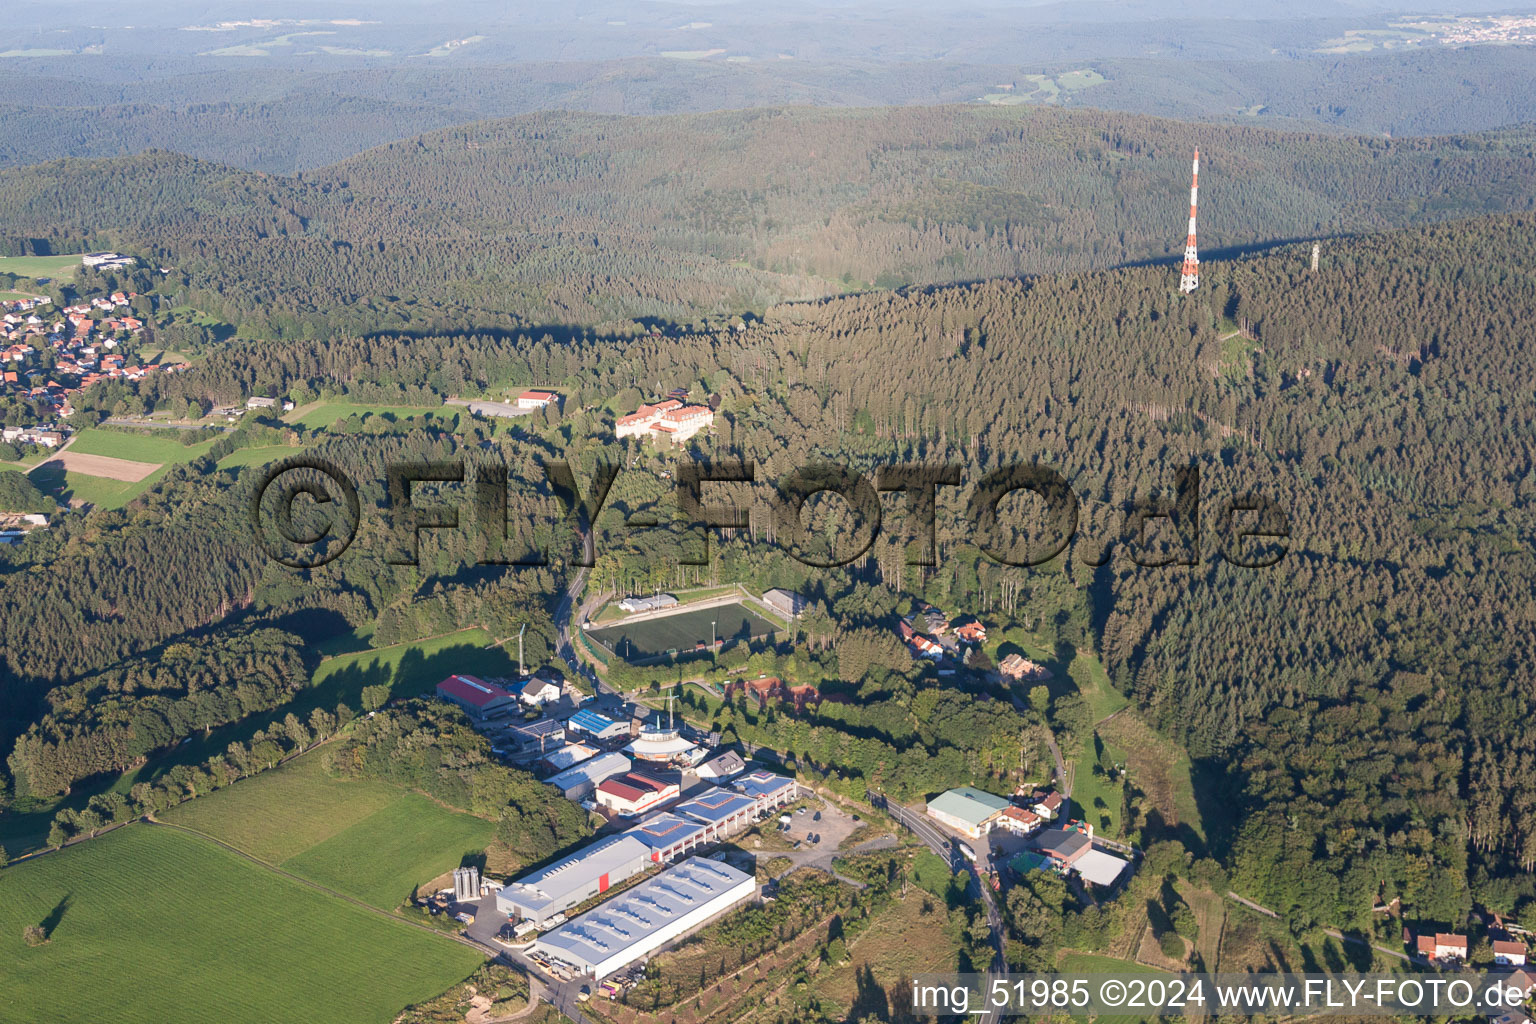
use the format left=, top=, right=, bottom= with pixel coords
left=545, top=752, right=631, bottom=800
left=529, top=858, right=756, bottom=981
left=496, top=835, right=655, bottom=925
left=436, top=674, right=517, bottom=720
left=595, top=772, right=680, bottom=817
left=1031, top=791, right=1064, bottom=820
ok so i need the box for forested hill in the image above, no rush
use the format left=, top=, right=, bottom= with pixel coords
left=2, top=105, right=1535, bottom=331
left=3, top=47, right=1536, bottom=175
left=5, top=211, right=1536, bottom=927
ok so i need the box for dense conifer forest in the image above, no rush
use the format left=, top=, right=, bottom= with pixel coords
left=0, top=106, right=1533, bottom=330
left=2, top=72, right=1536, bottom=946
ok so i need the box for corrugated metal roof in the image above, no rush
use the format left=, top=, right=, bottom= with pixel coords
left=925, top=786, right=1010, bottom=826
left=531, top=858, right=752, bottom=973
left=546, top=752, right=630, bottom=791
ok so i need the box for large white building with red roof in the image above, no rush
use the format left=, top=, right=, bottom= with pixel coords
left=614, top=399, right=714, bottom=443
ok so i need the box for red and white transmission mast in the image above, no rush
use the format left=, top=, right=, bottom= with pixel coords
left=1178, top=148, right=1200, bottom=294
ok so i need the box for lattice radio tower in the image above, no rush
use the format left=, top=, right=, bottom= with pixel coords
left=1178, top=148, right=1200, bottom=294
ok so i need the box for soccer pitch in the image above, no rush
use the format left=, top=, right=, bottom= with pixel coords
left=586, top=602, right=779, bottom=663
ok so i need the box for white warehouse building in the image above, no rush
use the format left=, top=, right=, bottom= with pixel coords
left=496, top=835, right=654, bottom=925
left=529, top=857, right=756, bottom=980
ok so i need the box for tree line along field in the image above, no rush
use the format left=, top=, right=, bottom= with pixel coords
left=0, top=628, right=512, bottom=860
left=162, top=754, right=497, bottom=911
left=152, top=627, right=516, bottom=802
left=285, top=401, right=450, bottom=431
left=0, top=825, right=483, bottom=1024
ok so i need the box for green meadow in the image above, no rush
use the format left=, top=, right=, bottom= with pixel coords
left=67, top=428, right=217, bottom=464
left=0, top=825, right=483, bottom=1024
left=165, top=755, right=496, bottom=910
left=0, top=253, right=83, bottom=281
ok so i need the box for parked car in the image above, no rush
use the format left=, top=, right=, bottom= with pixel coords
left=813, top=811, right=821, bottom=821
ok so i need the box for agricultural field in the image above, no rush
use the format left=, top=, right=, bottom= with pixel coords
left=28, top=463, right=165, bottom=510
left=0, top=452, right=48, bottom=472
left=587, top=602, right=779, bottom=663
left=1054, top=952, right=1165, bottom=1024
left=142, top=348, right=200, bottom=366
left=1065, top=652, right=1131, bottom=837
left=67, top=428, right=217, bottom=464
left=25, top=428, right=220, bottom=510
left=281, top=794, right=498, bottom=909
left=1097, top=711, right=1205, bottom=847
left=0, top=253, right=84, bottom=282
left=0, top=825, right=484, bottom=1024
left=162, top=754, right=406, bottom=864
left=1058, top=68, right=1107, bottom=91
left=977, top=68, right=1107, bottom=105
left=166, top=756, right=497, bottom=911
left=310, top=627, right=513, bottom=703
